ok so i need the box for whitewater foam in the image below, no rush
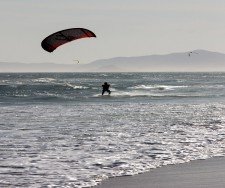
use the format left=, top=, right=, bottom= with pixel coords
left=1, top=103, right=225, bottom=187
left=33, top=77, right=56, bottom=83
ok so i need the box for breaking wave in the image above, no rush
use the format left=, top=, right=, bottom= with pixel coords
left=129, top=84, right=188, bottom=90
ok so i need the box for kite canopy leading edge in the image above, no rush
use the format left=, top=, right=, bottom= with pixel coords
left=41, top=28, right=96, bottom=52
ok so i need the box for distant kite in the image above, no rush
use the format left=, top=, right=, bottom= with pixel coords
left=188, top=51, right=199, bottom=57
left=41, top=28, right=96, bottom=52
left=73, top=60, right=80, bottom=64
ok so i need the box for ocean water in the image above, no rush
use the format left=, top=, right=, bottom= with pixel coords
left=0, top=72, right=225, bottom=187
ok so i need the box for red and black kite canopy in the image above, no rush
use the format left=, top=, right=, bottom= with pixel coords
left=41, top=28, right=96, bottom=52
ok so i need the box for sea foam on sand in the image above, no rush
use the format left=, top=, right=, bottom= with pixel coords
left=94, top=157, right=225, bottom=188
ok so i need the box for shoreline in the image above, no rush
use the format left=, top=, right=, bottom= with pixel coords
left=93, top=156, right=225, bottom=188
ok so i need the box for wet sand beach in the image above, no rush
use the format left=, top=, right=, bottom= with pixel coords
left=94, top=157, right=225, bottom=188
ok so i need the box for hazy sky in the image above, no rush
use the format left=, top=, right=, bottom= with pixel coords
left=1, top=0, right=225, bottom=64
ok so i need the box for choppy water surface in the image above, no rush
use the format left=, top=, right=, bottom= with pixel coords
left=0, top=73, right=225, bottom=187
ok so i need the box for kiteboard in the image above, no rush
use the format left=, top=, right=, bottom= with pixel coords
left=101, top=94, right=111, bottom=97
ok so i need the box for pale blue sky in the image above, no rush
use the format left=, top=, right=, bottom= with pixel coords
left=1, top=0, right=225, bottom=64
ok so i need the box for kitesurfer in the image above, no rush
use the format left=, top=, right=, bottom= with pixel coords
left=102, top=82, right=111, bottom=95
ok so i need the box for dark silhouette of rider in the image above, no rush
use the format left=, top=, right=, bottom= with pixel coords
left=102, top=82, right=111, bottom=95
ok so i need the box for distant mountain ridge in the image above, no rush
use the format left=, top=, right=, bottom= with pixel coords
left=86, top=49, right=225, bottom=72
left=1, top=50, right=225, bottom=72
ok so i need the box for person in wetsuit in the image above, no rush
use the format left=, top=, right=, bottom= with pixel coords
left=102, top=82, right=111, bottom=95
